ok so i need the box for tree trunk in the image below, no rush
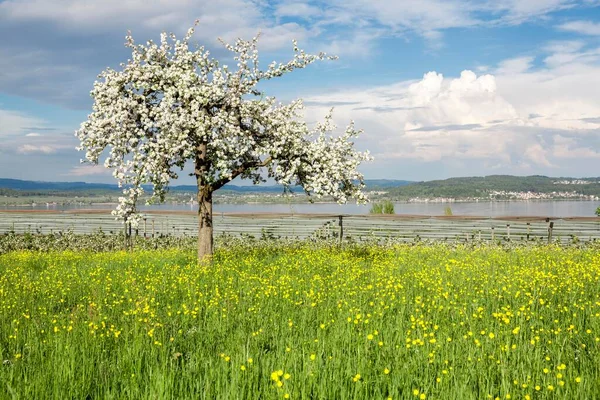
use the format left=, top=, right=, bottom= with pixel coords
left=197, top=185, right=213, bottom=260
left=195, top=141, right=213, bottom=261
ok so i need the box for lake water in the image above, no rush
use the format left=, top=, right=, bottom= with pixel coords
left=2, top=200, right=600, bottom=217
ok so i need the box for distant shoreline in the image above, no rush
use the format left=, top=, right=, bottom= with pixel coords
left=2, top=197, right=600, bottom=207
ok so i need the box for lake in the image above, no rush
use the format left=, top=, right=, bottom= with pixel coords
left=2, top=200, right=600, bottom=217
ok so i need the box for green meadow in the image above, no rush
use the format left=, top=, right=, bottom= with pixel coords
left=1, top=243, right=599, bottom=399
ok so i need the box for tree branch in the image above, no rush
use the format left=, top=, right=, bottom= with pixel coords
left=211, top=157, right=272, bottom=191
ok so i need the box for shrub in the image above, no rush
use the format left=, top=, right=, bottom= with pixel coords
left=370, top=200, right=394, bottom=214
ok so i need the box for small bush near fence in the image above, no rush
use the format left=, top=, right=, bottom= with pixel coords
left=369, top=200, right=395, bottom=214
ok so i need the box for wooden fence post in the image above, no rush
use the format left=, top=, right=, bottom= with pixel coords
left=491, top=226, right=495, bottom=242
left=526, top=222, right=530, bottom=241
left=507, top=224, right=511, bottom=241
left=152, top=219, right=155, bottom=238
left=128, top=223, right=133, bottom=251
left=338, top=215, right=344, bottom=244
left=548, top=221, right=554, bottom=243
left=143, top=218, right=147, bottom=238
left=123, top=217, right=128, bottom=251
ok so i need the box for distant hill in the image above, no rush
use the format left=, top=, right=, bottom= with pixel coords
left=388, top=175, right=600, bottom=199
left=0, top=178, right=115, bottom=192
left=361, top=179, right=413, bottom=188
left=4, top=175, right=600, bottom=200
left=0, top=178, right=413, bottom=196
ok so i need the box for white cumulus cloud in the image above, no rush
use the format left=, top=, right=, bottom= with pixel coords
left=17, top=144, right=60, bottom=154
left=405, top=70, right=519, bottom=130
left=66, top=165, right=112, bottom=177
left=558, top=20, right=600, bottom=36
left=302, top=43, right=600, bottom=178
left=0, top=109, right=46, bottom=137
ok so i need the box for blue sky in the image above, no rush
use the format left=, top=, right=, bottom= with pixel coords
left=1, top=0, right=600, bottom=184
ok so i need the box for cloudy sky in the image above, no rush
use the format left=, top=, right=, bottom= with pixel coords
left=1, top=0, right=600, bottom=184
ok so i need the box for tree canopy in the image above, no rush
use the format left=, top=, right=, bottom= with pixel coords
left=76, top=22, right=371, bottom=257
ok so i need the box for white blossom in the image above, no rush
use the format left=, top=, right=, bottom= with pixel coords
left=76, top=21, right=372, bottom=227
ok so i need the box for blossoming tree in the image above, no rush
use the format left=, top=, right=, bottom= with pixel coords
left=76, top=23, right=371, bottom=259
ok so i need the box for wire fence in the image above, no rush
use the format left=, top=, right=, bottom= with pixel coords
left=2, top=210, right=600, bottom=243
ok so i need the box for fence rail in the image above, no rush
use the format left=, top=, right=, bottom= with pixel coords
left=2, top=210, right=600, bottom=243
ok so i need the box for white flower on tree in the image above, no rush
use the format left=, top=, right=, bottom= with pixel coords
left=76, top=22, right=372, bottom=259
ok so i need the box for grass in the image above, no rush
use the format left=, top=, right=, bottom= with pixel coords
left=0, top=244, right=599, bottom=399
